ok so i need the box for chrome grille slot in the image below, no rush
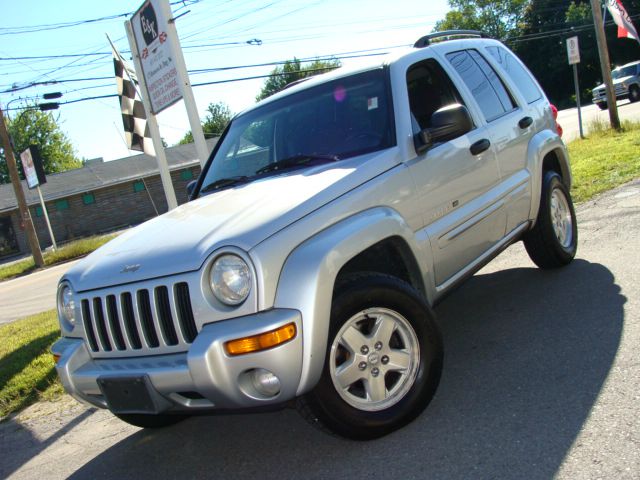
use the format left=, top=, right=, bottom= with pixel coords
left=93, top=297, right=112, bottom=352
left=176, top=282, right=198, bottom=343
left=106, top=295, right=126, bottom=351
left=121, top=292, right=142, bottom=350
left=81, top=299, right=99, bottom=352
left=155, top=286, right=179, bottom=346
left=137, top=289, right=160, bottom=348
left=78, top=281, right=198, bottom=357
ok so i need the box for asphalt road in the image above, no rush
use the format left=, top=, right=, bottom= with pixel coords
left=1, top=179, right=638, bottom=479
left=558, top=98, right=640, bottom=141
left=0, top=260, right=78, bottom=325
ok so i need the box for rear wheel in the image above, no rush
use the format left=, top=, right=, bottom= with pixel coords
left=115, top=413, right=188, bottom=428
left=297, top=273, right=443, bottom=440
left=523, top=171, right=577, bottom=269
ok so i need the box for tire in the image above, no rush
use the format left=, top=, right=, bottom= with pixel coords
left=297, top=273, right=443, bottom=440
left=115, top=413, right=188, bottom=429
left=523, top=171, right=577, bottom=269
left=596, top=102, right=607, bottom=110
left=629, top=85, right=640, bottom=103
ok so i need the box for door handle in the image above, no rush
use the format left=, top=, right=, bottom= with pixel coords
left=518, top=116, right=533, bottom=129
left=470, top=139, right=491, bottom=155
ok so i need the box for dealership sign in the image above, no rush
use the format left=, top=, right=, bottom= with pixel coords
left=20, top=146, right=46, bottom=189
left=131, top=0, right=183, bottom=114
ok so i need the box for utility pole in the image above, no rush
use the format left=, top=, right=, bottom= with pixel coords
left=590, top=0, right=621, bottom=130
left=0, top=106, right=45, bottom=267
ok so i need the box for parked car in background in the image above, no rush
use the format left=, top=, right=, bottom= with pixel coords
left=592, top=60, right=640, bottom=110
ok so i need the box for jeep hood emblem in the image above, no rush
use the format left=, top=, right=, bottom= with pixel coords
left=120, top=264, right=141, bottom=273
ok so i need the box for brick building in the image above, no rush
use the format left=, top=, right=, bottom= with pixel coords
left=0, top=139, right=216, bottom=259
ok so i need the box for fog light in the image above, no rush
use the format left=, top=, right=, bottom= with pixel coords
left=251, top=369, right=281, bottom=397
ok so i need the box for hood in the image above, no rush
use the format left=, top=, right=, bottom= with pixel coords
left=64, top=150, right=399, bottom=292
left=593, top=75, right=634, bottom=91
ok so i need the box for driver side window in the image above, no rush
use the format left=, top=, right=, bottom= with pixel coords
left=406, top=59, right=465, bottom=135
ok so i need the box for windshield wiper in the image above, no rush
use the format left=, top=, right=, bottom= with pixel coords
left=255, top=154, right=339, bottom=176
left=200, top=176, right=250, bottom=194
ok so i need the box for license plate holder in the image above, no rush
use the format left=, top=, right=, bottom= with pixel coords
left=97, top=375, right=168, bottom=414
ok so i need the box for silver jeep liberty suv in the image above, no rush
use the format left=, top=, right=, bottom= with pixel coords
left=53, top=30, right=577, bottom=440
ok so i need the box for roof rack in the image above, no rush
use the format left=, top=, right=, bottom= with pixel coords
left=413, top=30, right=492, bottom=48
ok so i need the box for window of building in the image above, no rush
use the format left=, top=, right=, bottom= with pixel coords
left=180, top=169, right=194, bottom=181
left=34, top=205, right=43, bottom=217
left=82, top=193, right=95, bottom=205
left=56, top=199, right=69, bottom=210
left=446, top=50, right=517, bottom=122
left=133, top=180, right=145, bottom=192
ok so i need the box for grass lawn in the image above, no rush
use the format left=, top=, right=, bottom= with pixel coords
left=0, top=310, right=63, bottom=420
left=0, top=234, right=116, bottom=282
left=568, top=120, right=640, bottom=203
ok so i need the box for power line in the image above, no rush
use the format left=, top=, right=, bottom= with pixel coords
left=0, top=0, right=203, bottom=36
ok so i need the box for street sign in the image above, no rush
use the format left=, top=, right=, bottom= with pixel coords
left=567, top=36, right=580, bottom=65
left=20, top=146, right=46, bottom=189
left=131, top=0, right=183, bottom=114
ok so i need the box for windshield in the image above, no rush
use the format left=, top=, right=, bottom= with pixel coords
left=612, top=64, right=638, bottom=79
left=198, top=68, right=394, bottom=195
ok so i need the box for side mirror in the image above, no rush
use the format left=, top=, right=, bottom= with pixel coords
left=414, top=104, right=473, bottom=154
left=186, top=179, right=198, bottom=200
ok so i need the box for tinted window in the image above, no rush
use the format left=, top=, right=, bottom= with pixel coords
left=446, top=50, right=515, bottom=122
left=200, top=69, right=394, bottom=194
left=486, top=45, right=542, bottom=104
left=406, top=59, right=465, bottom=133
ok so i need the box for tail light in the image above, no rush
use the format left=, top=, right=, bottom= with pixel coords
left=550, top=104, right=563, bottom=137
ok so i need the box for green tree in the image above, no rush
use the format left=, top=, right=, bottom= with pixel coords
left=179, top=102, right=233, bottom=145
left=514, top=0, right=640, bottom=107
left=256, top=58, right=341, bottom=101
left=433, top=0, right=531, bottom=39
left=0, top=107, right=81, bottom=184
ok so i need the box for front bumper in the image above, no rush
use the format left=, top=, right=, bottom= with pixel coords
left=592, top=85, right=629, bottom=104
left=53, top=309, right=303, bottom=413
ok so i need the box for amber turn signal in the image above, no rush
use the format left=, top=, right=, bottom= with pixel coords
left=225, top=323, right=297, bottom=356
left=53, top=353, right=61, bottom=364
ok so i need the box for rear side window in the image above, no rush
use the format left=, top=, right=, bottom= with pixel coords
left=446, top=49, right=516, bottom=122
left=486, top=45, right=542, bottom=104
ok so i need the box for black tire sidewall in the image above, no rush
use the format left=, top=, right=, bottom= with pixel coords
left=306, top=274, right=443, bottom=439
left=538, top=172, right=578, bottom=262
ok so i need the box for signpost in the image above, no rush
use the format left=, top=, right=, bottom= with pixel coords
left=0, top=106, right=44, bottom=267
left=566, top=36, right=584, bottom=139
left=20, top=146, right=56, bottom=250
left=129, top=0, right=209, bottom=167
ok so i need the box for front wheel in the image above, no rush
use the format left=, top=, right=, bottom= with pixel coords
left=297, top=273, right=443, bottom=440
left=629, top=85, right=640, bottom=103
left=596, top=102, right=607, bottom=110
left=523, top=171, right=577, bottom=269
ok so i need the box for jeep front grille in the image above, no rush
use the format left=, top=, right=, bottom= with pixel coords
left=81, top=282, right=198, bottom=356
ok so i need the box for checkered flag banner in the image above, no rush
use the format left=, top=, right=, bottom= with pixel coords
left=110, top=42, right=155, bottom=156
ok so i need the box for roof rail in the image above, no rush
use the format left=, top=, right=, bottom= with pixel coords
left=413, top=30, right=492, bottom=48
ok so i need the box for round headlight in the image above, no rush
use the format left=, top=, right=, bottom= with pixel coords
left=57, top=283, right=76, bottom=328
left=210, top=254, right=251, bottom=305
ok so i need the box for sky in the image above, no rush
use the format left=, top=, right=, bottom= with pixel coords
left=0, top=0, right=450, bottom=163
left=0, top=0, right=448, bottom=161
